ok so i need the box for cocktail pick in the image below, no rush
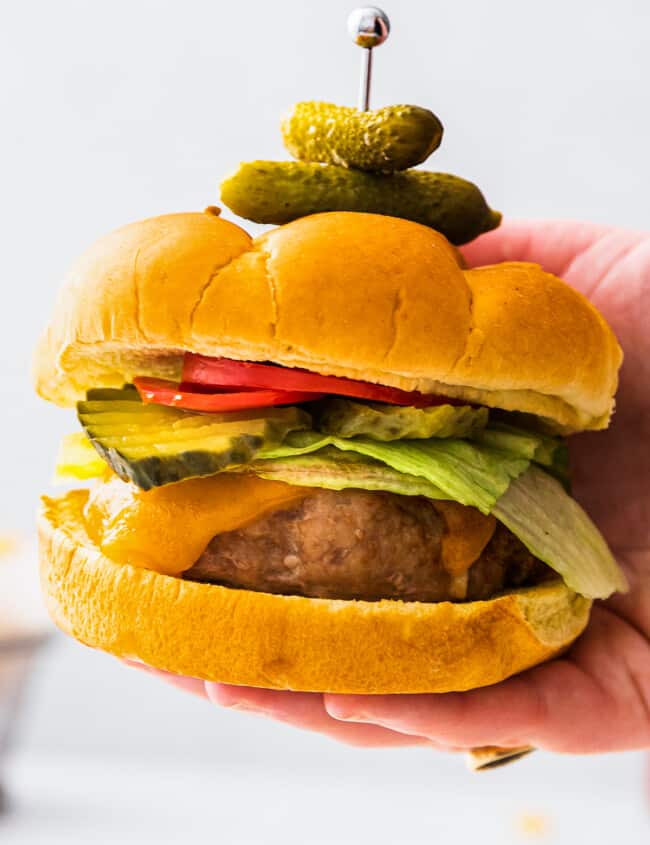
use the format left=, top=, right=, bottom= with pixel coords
left=347, top=7, right=390, bottom=111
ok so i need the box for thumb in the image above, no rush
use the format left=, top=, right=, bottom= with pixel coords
left=460, top=218, right=611, bottom=274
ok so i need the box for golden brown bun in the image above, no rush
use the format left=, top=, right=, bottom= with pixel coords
left=39, top=489, right=591, bottom=694
left=34, top=209, right=622, bottom=431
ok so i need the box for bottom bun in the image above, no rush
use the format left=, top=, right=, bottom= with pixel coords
left=38, top=490, right=591, bottom=694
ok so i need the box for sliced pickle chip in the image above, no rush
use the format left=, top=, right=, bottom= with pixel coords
left=314, top=398, right=489, bottom=441
left=77, top=387, right=311, bottom=490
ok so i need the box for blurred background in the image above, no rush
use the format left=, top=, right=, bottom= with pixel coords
left=1, top=0, right=649, bottom=842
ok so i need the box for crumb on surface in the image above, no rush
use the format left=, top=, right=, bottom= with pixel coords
left=515, top=811, right=551, bottom=838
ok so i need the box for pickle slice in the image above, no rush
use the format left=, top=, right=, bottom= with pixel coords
left=77, top=387, right=311, bottom=489
left=281, top=102, right=443, bottom=172
left=220, top=162, right=501, bottom=245
left=315, top=398, right=489, bottom=441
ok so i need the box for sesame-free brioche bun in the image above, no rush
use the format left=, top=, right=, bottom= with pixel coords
left=34, top=209, right=621, bottom=432
left=39, top=490, right=591, bottom=694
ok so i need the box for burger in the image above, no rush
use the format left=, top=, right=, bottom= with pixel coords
left=36, top=208, right=626, bottom=694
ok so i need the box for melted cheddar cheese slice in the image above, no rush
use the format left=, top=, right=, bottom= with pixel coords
left=84, top=472, right=310, bottom=576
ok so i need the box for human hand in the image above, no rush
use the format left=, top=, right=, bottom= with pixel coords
left=129, top=220, right=650, bottom=753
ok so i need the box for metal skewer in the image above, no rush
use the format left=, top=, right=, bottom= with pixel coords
left=347, top=7, right=390, bottom=111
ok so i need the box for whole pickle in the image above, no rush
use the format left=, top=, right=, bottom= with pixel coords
left=281, top=102, right=443, bottom=172
left=220, top=161, right=501, bottom=245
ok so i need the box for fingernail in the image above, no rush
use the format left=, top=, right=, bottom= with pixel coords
left=205, top=684, right=260, bottom=713
left=212, top=695, right=250, bottom=712
left=325, top=702, right=360, bottom=721
left=205, top=683, right=237, bottom=706
left=221, top=701, right=250, bottom=712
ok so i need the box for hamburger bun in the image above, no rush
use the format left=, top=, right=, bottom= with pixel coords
left=39, top=489, right=591, bottom=694
left=35, top=209, right=622, bottom=432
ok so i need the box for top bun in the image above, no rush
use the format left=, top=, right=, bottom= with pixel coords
left=35, top=209, right=622, bottom=431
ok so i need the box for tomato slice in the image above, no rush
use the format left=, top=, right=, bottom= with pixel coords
left=182, top=355, right=452, bottom=407
left=134, top=378, right=323, bottom=413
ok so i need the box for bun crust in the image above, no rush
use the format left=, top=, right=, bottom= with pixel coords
left=34, top=209, right=622, bottom=431
left=39, top=490, right=591, bottom=694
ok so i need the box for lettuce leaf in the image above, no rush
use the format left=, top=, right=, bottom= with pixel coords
left=473, top=422, right=569, bottom=484
left=493, top=466, right=627, bottom=599
left=249, top=447, right=449, bottom=499
left=260, top=431, right=529, bottom=513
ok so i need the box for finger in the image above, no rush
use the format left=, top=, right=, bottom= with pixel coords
left=460, top=218, right=610, bottom=274
left=121, top=659, right=208, bottom=699
left=206, top=684, right=448, bottom=749
left=325, top=662, right=606, bottom=753
left=325, top=679, right=543, bottom=751
left=325, top=609, right=646, bottom=754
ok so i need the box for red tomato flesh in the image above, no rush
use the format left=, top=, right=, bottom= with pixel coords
left=134, top=378, right=323, bottom=413
left=182, top=354, right=453, bottom=407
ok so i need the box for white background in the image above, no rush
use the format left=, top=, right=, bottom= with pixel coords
left=1, top=1, right=649, bottom=842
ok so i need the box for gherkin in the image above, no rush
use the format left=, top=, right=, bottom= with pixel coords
left=221, top=161, right=501, bottom=245
left=281, top=102, right=443, bottom=172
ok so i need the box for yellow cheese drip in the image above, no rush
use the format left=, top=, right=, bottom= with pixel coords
left=84, top=472, right=310, bottom=576
left=433, top=500, right=496, bottom=577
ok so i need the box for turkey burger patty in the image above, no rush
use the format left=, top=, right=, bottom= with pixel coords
left=185, top=488, right=550, bottom=602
